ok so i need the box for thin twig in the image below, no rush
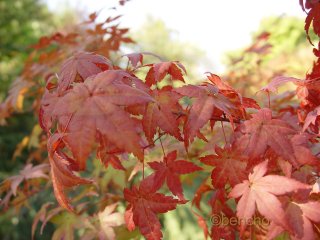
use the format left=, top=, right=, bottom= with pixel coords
left=142, top=132, right=166, bottom=149
left=220, top=121, right=227, bottom=144
left=158, top=130, right=166, bottom=157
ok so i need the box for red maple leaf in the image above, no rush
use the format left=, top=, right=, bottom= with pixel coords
left=192, top=179, right=212, bottom=209
left=96, top=137, right=126, bottom=171
left=41, top=70, right=153, bottom=170
left=122, top=52, right=162, bottom=68
left=267, top=200, right=320, bottom=239
left=124, top=178, right=186, bottom=240
left=193, top=211, right=209, bottom=239
left=97, top=149, right=125, bottom=171
left=146, top=150, right=202, bottom=199
left=206, top=73, right=260, bottom=116
left=210, top=189, right=234, bottom=218
left=290, top=133, right=319, bottom=167
left=200, top=145, right=247, bottom=188
left=145, top=61, right=186, bottom=86
left=305, top=2, right=320, bottom=44
left=260, top=76, right=303, bottom=93
left=302, top=105, right=320, bottom=131
left=142, top=87, right=183, bottom=143
left=123, top=52, right=143, bottom=68
left=300, top=0, right=319, bottom=11
left=58, top=52, right=112, bottom=93
left=210, top=190, right=236, bottom=240
left=47, top=133, right=92, bottom=212
left=229, top=160, right=310, bottom=234
left=211, top=225, right=235, bottom=240
left=8, top=163, right=49, bottom=196
left=175, top=83, right=236, bottom=145
left=232, top=108, right=298, bottom=165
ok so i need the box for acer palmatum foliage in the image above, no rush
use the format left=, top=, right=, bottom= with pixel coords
left=1, top=0, right=320, bottom=239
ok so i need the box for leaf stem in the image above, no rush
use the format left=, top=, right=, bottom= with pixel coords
left=221, top=121, right=227, bottom=144
left=158, top=130, right=166, bottom=157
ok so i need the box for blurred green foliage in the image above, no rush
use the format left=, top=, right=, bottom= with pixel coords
left=0, top=0, right=81, bottom=172
left=0, top=0, right=52, bottom=58
left=223, top=16, right=316, bottom=98
left=0, top=0, right=80, bottom=99
left=225, top=16, right=316, bottom=76
left=257, top=16, right=308, bottom=53
left=0, top=0, right=55, bottom=98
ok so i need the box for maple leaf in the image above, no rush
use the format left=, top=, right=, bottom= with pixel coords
left=302, top=105, right=320, bottom=131
left=87, top=12, right=98, bottom=23
left=103, top=27, right=134, bottom=52
left=124, top=178, right=186, bottom=240
left=97, top=138, right=126, bottom=171
left=98, top=203, right=124, bottom=240
left=145, top=61, right=186, bottom=86
left=42, top=70, right=153, bottom=169
left=32, top=204, right=63, bottom=239
left=267, top=200, right=320, bottom=239
left=305, top=2, right=320, bottom=44
left=123, top=52, right=143, bottom=68
left=288, top=201, right=320, bottom=239
left=206, top=73, right=235, bottom=91
left=209, top=189, right=237, bottom=237
left=147, top=150, right=202, bottom=199
left=210, top=189, right=234, bottom=219
left=200, top=145, right=247, bottom=188
left=192, top=179, right=212, bottom=209
left=211, top=225, right=235, bottom=240
left=124, top=205, right=135, bottom=231
left=260, top=76, right=303, bottom=93
left=98, top=153, right=125, bottom=171
left=1, top=77, right=33, bottom=115
left=290, top=133, right=319, bottom=167
left=263, top=133, right=318, bottom=172
left=175, top=83, right=236, bottom=145
left=8, top=163, right=49, bottom=196
left=233, top=108, right=298, bottom=165
left=142, top=88, right=183, bottom=143
left=206, top=73, right=259, bottom=114
left=32, top=203, right=53, bottom=239
left=306, top=0, right=320, bottom=10
left=193, top=211, right=209, bottom=240
left=46, top=211, right=87, bottom=239
left=48, top=133, right=92, bottom=211
left=229, top=160, right=310, bottom=233
left=122, top=52, right=162, bottom=68
left=58, top=52, right=112, bottom=93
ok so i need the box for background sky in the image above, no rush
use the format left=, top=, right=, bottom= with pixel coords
left=46, top=0, right=306, bottom=73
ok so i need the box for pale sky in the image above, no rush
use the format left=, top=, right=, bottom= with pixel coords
left=46, top=0, right=306, bottom=73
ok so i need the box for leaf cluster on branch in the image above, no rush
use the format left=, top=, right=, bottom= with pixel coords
left=2, top=0, right=320, bottom=239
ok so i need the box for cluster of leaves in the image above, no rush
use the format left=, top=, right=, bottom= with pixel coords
left=2, top=0, right=320, bottom=239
